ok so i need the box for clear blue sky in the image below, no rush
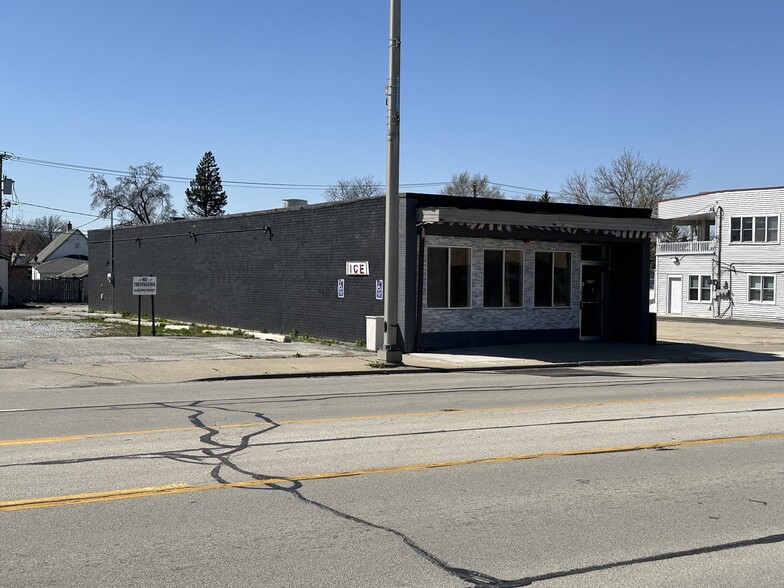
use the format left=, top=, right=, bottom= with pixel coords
left=4, top=0, right=783, bottom=231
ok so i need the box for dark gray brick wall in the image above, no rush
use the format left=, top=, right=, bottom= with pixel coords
left=89, top=198, right=387, bottom=343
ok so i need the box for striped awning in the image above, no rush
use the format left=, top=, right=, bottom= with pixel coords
left=417, top=207, right=672, bottom=239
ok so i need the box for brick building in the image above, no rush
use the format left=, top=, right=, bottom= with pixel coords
left=88, top=194, right=668, bottom=351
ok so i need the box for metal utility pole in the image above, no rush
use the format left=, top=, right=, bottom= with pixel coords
left=379, top=0, right=403, bottom=363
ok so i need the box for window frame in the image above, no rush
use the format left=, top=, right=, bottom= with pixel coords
left=533, top=250, right=572, bottom=308
left=730, top=215, right=779, bottom=244
left=483, top=249, right=524, bottom=308
left=425, top=246, right=472, bottom=309
left=748, top=274, right=775, bottom=304
left=687, top=274, right=712, bottom=303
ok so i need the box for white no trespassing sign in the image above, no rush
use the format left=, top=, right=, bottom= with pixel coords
left=132, top=276, right=157, bottom=295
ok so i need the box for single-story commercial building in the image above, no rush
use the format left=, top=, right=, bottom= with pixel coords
left=88, top=194, right=668, bottom=351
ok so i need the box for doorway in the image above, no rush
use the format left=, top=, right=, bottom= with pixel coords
left=667, top=276, right=682, bottom=314
left=580, top=263, right=606, bottom=339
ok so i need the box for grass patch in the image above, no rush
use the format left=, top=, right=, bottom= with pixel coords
left=86, top=316, right=252, bottom=338
left=289, top=329, right=338, bottom=346
left=367, top=359, right=390, bottom=369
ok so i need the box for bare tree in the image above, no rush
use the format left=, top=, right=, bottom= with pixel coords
left=323, top=175, right=383, bottom=202
left=561, top=150, right=690, bottom=209
left=90, top=162, right=175, bottom=225
left=0, top=210, right=48, bottom=259
left=440, top=171, right=505, bottom=199
left=562, top=171, right=597, bottom=205
left=29, top=215, right=69, bottom=242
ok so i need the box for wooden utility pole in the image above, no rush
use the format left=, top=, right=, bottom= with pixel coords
left=0, top=152, right=10, bottom=255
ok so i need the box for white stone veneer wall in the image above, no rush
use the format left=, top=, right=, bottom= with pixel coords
left=422, top=235, right=580, bottom=333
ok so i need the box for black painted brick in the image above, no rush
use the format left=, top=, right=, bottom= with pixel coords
left=88, top=198, right=387, bottom=343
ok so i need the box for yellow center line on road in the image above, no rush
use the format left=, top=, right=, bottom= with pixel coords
left=2, top=391, right=784, bottom=448
left=2, top=431, right=784, bottom=512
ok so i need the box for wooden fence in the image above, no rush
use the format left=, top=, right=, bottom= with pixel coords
left=9, top=279, right=86, bottom=304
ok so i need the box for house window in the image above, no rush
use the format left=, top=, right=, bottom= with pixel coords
left=534, top=251, right=571, bottom=307
left=426, top=247, right=471, bottom=308
left=688, top=275, right=712, bottom=302
left=484, top=250, right=523, bottom=307
left=730, top=216, right=779, bottom=243
left=749, top=275, right=775, bottom=303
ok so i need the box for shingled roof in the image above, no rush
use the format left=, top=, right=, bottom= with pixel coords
left=32, top=229, right=87, bottom=264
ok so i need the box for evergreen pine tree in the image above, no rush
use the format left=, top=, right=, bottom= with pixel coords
left=540, top=190, right=550, bottom=203
left=185, top=151, right=228, bottom=217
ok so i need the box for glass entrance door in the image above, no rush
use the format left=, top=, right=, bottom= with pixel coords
left=580, top=264, right=605, bottom=339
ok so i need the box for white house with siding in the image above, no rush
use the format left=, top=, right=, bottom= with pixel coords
left=655, top=186, right=784, bottom=322
left=30, top=228, right=88, bottom=280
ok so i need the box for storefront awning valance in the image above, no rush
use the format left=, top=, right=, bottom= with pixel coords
left=417, top=207, right=672, bottom=239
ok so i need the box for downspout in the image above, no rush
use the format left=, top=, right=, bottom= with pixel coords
left=415, top=225, right=425, bottom=351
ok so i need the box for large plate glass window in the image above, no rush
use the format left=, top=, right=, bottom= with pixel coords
left=483, top=250, right=523, bottom=307
left=426, top=247, right=471, bottom=308
left=534, top=251, right=571, bottom=307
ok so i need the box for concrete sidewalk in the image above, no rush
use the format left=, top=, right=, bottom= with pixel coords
left=2, top=307, right=784, bottom=389
left=5, top=335, right=783, bottom=390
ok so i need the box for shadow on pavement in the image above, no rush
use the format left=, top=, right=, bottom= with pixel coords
left=407, top=340, right=784, bottom=368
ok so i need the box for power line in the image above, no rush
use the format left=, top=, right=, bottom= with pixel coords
left=16, top=201, right=100, bottom=218
left=9, top=153, right=548, bottom=195
left=12, top=155, right=336, bottom=190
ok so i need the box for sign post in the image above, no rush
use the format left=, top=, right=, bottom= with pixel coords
left=132, top=276, right=158, bottom=336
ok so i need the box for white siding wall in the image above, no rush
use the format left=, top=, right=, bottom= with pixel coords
left=656, top=255, right=714, bottom=318
left=658, top=187, right=784, bottom=322
left=422, top=235, right=580, bottom=333
left=46, top=233, right=87, bottom=261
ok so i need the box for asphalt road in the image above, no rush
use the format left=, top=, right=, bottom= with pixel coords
left=2, top=363, right=784, bottom=587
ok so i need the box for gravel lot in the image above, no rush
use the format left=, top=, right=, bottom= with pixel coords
left=0, top=304, right=370, bottom=368
left=0, top=307, right=112, bottom=339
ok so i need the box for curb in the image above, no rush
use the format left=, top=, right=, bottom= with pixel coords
left=194, top=366, right=427, bottom=382
left=191, top=354, right=755, bottom=382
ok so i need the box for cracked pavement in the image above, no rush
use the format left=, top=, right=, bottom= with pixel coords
left=2, top=361, right=784, bottom=586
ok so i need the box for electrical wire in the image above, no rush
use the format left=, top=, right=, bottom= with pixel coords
left=16, top=201, right=98, bottom=218
left=8, top=152, right=548, bottom=195
left=4, top=152, right=574, bottom=227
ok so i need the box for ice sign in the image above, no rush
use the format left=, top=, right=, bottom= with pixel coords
left=346, top=261, right=370, bottom=276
